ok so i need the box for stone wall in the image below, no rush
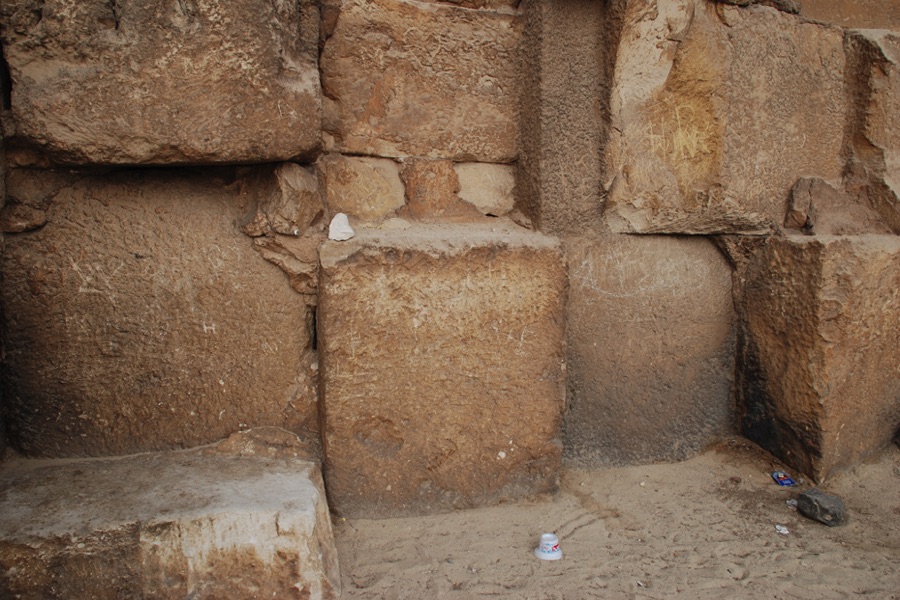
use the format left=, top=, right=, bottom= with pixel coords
left=0, top=0, right=897, bottom=508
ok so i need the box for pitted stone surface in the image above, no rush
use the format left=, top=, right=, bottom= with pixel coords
left=0, top=0, right=321, bottom=165
left=0, top=440, right=340, bottom=599
left=318, top=222, right=566, bottom=517
left=605, top=2, right=847, bottom=234
left=738, top=235, right=900, bottom=481
left=0, top=169, right=318, bottom=458
left=564, top=235, right=736, bottom=466
left=321, top=0, right=521, bottom=162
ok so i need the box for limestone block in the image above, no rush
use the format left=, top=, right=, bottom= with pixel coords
left=605, top=2, right=847, bottom=234
left=785, top=177, right=891, bottom=235
left=738, top=235, right=900, bottom=482
left=564, top=235, right=736, bottom=466
left=801, top=0, right=900, bottom=30
left=321, top=0, right=521, bottom=162
left=239, top=163, right=323, bottom=238
left=0, top=0, right=320, bottom=165
left=845, top=30, right=900, bottom=234
left=398, top=159, right=483, bottom=221
left=417, top=0, right=519, bottom=8
left=320, top=154, right=405, bottom=223
left=0, top=441, right=340, bottom=599
left=517, top=0, right=609, bottom=234
left=318, top=222, right=567, bottom=517
left=454, top=162, right=516, bottom=217
left=0, top=169, right=318, bottom=458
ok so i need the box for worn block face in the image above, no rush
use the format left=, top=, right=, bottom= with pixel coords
left=0, top=0, right=320, bottom=165
left=605, top=2, right=847, bottom=234
left=0, top=439, right=340, bottom=599
left=564, top=235, right=736, bottom=467
left=738, top=235, right=900, bottom=481
left=845, top=30, right=900, bottom=234
left=319, top=223, right=566, bottom=517
left=321, top=0, right=521, bottom=162
left=0, top=169, right=318, bottom=457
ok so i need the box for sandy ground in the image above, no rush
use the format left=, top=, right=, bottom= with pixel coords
left=334, top=438, right=900, bottom=599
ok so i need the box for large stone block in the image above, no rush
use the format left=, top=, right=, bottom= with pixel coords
left=0, top=169, right=318, bottom=457
left=845, top=30, right=900, bottom=234
left=318, top=222, right=567, bottom=517
left=321, top=0, right=521, bottom=162
left=564, top=235, right=736, bottom=466
left=605, top=2, right=847, bottom=234
left=0, top=0, right=320, bottom=165
left=0, top=434, right=340, bottom=599
left=517, top=0, right=611, bottom=235
left=738, top=235, right=900, bottom=482
left=801, top=0, right=900, bottom=29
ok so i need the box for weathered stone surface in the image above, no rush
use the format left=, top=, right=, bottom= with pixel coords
left=418, top=0, right=519, bottom=9
left=0, top=169, right=318, bottom=458
left=252, top=233, right=324, bottom=305
left=785, top=177, right=891, bottom=235
left=797, top=488, right=847, bottom=526
left=801, top=0, right=900, bottom=30
left=454, top=162, right=516, bottom=217
left=239, top=163, right=323, bottom=238
left=518, top=0, right=612, bottom=235
left=319, top=222, right=567, bottom=517
left=320, top=154, right=405, bottom=223
left=564, top=234, right=736, bottom=466
left=845, top=30, right=900, bottom=234
left=0, top=0, right=321, bottom=165
left=398, top=159, right=483, bottom=221
left=605, top=2, right=847, bottom=234
left=713, top=0, right=799, bottom=13
left=0, top=441, right=340, bottom=599
left=321, top=0, right=521, bottom=162
left=738, top=235, right=900, bottom=482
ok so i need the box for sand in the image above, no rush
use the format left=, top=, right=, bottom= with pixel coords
left=334, top=438, right=900, bottom=599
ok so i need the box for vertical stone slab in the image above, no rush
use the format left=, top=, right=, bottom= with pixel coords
left=518, top=0, right=612, bottom=234
left=844, top=30, right=900, bottom=234
left=0, top=169, right=318, bottom=457
left=738, top=235, right=900, bottom=481
left=605, top=2, right=848, bottom=234
left=319, top=223, right=567, bottom=517
left=0, top=0, right=321, bottom=165
left=321, top=0, right=521, bottom=162
left=564, top=235, right=736, bottom=466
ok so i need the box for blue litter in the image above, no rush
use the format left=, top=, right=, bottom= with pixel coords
left=772, top=471, right=797, bottom=486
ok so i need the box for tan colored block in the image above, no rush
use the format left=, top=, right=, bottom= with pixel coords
left=845, top=30, right=900, bottom=234
left=454, top=162, right=516, bottom=217
left=0, top=436, right=339, bottom=599
left=801, top=0, right=900, bottom=29
left=517, top=0, right=610, bottom=234
left=320, top=154, right=405, bottom=223
left=321, top=0, right=521, bottom=162
left=738, top=235, right=900, bottom=481
left=398, top=159, right=483, bottom=221
left=564, top=234, right=736, bottom=466
left=605, top=2, right=847, bottom=234
left=0, top=0, right=320, bottom=165
left=0, top=169, right=317, bottom=457
left=319, top=222, right=566, bottom=517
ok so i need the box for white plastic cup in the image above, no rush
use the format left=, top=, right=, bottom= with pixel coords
left=533, top=533, right=562, bottom=560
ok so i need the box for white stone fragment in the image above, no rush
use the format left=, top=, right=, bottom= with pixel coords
left=328, top=212, right=355, bottom=241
